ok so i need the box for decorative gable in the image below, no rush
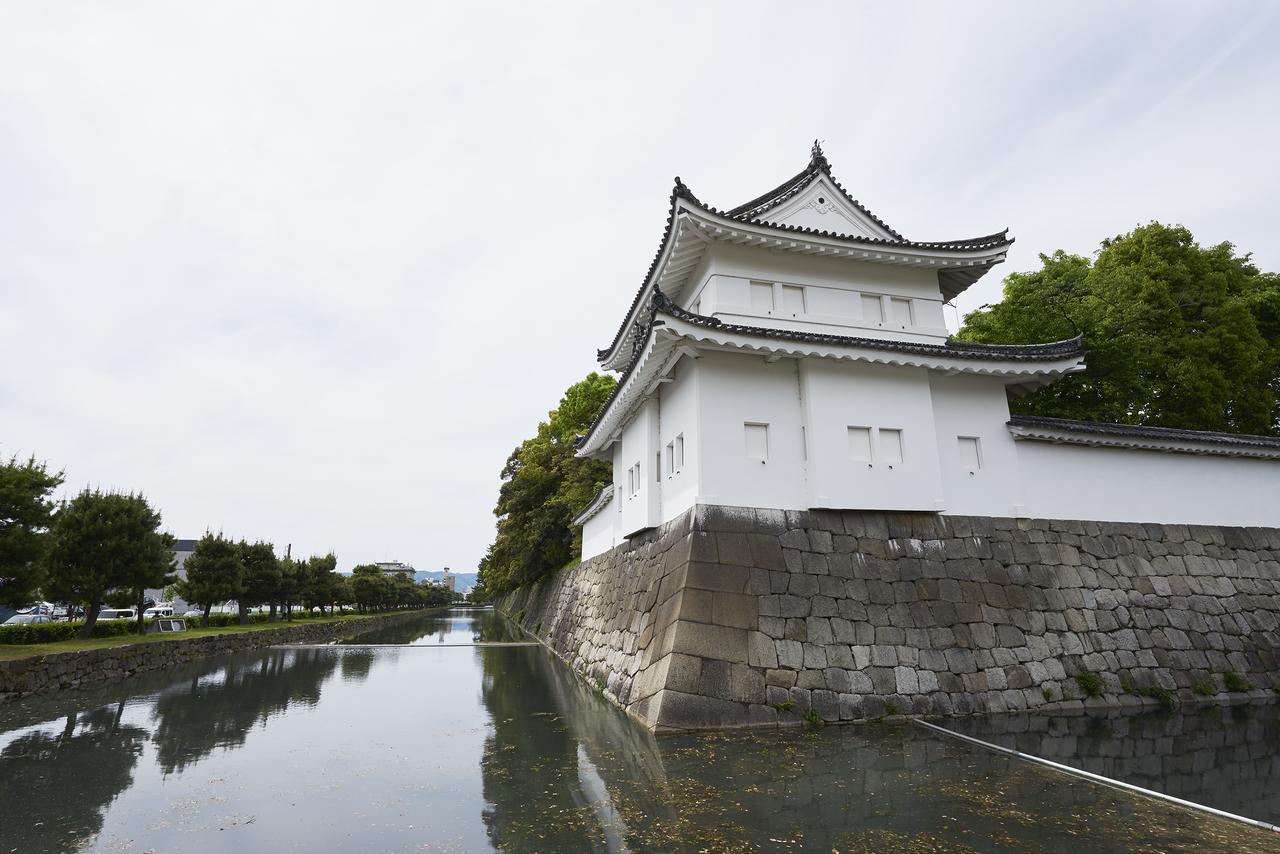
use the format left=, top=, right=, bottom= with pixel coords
left=753, top=174, right=899, bottom=240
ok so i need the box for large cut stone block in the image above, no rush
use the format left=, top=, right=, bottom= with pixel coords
left=713, top=591, right=759, bottom=630
left=670, top=621, right=750, bottom=664
left=685, top=561, right=750, bottom=594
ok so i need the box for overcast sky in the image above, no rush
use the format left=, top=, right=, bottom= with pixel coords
left=2, top=2, right=1278, bottom=572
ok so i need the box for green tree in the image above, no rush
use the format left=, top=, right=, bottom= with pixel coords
left=419, top=579, right=454, bottom=609
left=479, top=372, right=616, bottom=595
left=121, top=526, right=175, bottom=636
left=957, top=223, right=1280, bottom=434
left=238, top=541, right=281, bottom=623
left=0, top=456, right=64, bottom=609
left=349, top=564, right=386, bottom=613
left=176, top=534, right=243, bottom=625
left=301, top=554, right=340, bottom=615
left=278, top=556, right=306, bottom=620
left=44, top=490, right=174, bottom=638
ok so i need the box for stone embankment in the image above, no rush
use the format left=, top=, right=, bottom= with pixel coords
left=0, top=610, right=428, bottom=700
left=503, top=505, right=1280, bottom=731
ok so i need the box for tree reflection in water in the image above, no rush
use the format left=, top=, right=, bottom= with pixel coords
left=149, top=648, right=356, bottom=775
left=0, top=703, right=147, bottom=850
left=340, top=608, right=525, bottom=645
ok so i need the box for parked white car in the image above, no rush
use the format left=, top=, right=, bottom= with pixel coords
left=97, top=608, right=137, bottom=621
left=144, top=605, right=174, bottom=618
left=3, top=614, right=52, bottom=625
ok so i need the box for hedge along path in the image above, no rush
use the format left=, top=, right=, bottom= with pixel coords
left=0, top=611, right=424, bottom=662
left=0, top=610, right=440, bottom=699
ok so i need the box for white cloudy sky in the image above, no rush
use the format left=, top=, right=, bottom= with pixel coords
left=2, top=2, right=1278, bottom=572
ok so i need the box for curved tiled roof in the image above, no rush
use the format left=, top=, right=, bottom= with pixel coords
left=596, top=145, right=1014, bottom=365
left=579, top=292, right=1085, bottom=453
left=1008, top=415, right=1280, bottom=450
left=652, top=291, right=1083, bottom=362
left=572, top=483, right=615, bottom=526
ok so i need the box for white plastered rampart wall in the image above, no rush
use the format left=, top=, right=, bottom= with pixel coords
left=581, top=349, right=1280, bottom=559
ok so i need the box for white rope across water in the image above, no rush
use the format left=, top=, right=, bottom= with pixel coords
left=913, top=718, right=1280, bottom=834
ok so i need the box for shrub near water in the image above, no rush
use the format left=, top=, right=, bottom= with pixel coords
left=0, top=620, right=138, bottom=644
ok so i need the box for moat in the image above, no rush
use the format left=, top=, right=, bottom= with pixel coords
left=0, top=608, right=1275, bottom=852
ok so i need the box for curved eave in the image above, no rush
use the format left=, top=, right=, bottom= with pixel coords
left=597, top=202, right=1013, bottom=371
left=580, top=314, right=1084, bottom=456
left=572, top=484, right=615, bottom=526
left=1008, top=418, right=1280, bottom=461
left=663, top=315, right=1084, bottom=383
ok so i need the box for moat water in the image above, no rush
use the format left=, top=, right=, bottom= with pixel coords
left=0, top=608, right=1276, bottom=852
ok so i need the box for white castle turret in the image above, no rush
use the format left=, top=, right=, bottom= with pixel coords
left=574, top=143, right=1279, bottom=559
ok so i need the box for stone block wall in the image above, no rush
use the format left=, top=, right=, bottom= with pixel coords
left=506, top=504, right=1280, bottom=731
left=502, top=511, right=695, bottom=730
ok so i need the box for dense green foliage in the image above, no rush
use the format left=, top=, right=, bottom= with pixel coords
left=176, top=534, right=244, bottom=624
left=2, top=448, right=445, bottom=632
left=238, top=540, right=282, bottom=622
left=278, top=556, right=307, bottom=618
left=478, top=373, right=616, bottom=596
left=0, top=618, right=141, bottom=644
left=300, top=553, right=345, bottom=614
left=349, top=564, right=455, bottom=611
left=957, top=223, right=1280, bottom=434
left=0, top=456, right=64, bottom=609
left=44, top=490, right=175, bottom=638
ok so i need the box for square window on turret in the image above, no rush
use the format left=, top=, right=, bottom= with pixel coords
left=848, top=426, right=872, bottom=462
left=861, top=294, right=884, bottom=324
left=744, top=423, right=769, bottom=461
left=891, top=297, right=913, bottom=326
left=879, top=429, right=904, bottom=465
left=782, top=285, right=806, bottom=316
left=750, top=281, right=775, bottom=313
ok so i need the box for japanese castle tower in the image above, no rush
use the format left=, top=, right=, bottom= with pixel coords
left=574, top=144, right=1279, bottom=559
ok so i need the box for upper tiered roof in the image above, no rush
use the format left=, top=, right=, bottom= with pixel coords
left=578, top=291, right=1086, bottom=456
left=597, top=143, right=1016, bottom=371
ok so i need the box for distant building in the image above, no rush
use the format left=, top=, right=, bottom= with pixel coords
left=144, top=538, right=198, bottom=611
left=440, top=570, right=456, bottom=592
left=375, top=561, right=416, bottom=579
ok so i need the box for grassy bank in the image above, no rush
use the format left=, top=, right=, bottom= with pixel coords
left=0, top=611, right=422, bottom=661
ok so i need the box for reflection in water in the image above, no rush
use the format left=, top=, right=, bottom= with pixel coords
left=0, top=703, right=147, bottom=851
left=477, top=643, right=670, bottom=852
left=150, top=648, right=352, bottom=774
left=340, top=607, right=524, bottom=645
left=0, top=609, right=1276, bottom=853
left=947, top=702, right=1280, bottom=824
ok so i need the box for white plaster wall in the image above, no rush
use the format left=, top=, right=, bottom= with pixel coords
left=801, top=359, right=945, bottom=511
left=679, top=243, right=948, bottom=343
left=580, top=492, right=616, bottom=557
left=696, top=351, right=808, bottom=512
left=1015, top=441, right=1280, bottom=528
left=615, top=398, right=660, bottom=537
left=581, top=349, right=1280, bottom=561
left=657, top=355, right=700, bottom=519
left=930, top=373, right=1026, bottom=517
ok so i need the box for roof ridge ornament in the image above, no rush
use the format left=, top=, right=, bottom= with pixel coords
left=809, top=138, right=829, bottom=171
